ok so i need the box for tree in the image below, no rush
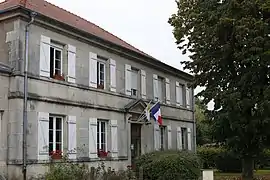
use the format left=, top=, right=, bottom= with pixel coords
left=195, top=97, right=213, bottom=145
left=169, top=0, right=270, bottom=179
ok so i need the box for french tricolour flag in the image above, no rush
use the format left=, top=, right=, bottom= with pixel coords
left=150, top=102, right=162, bottom=125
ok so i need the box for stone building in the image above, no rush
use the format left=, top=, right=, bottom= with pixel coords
left=0, top=0, right=195, bottom=179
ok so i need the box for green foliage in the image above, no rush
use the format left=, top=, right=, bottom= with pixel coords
left=197, top=146, right=225, bottom=169
left=169, top=0, right=270, bottom=179
left=135, top=150, right=201, bottom=180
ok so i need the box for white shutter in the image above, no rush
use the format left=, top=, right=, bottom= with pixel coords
left=154, top=123, right=160, bottom=151
left=177, top=127, right=182, bottom=150
left=67, top=45, right=76, bottom=83
left=125, top=64, right=132, bottom=95
left=89, top=118, right=98, bottom=159
left=187, top=128, right=192, bottom=151
left=167, top=125, right=172, bottom=149
left=141, top=70, right=146, bottom=99
left=68, top=116, right=77, bottom=159
left=110, top=120, right=118, bottom=158
left=38, top=112, right=49, bottom=160
left=186, top=87, right=191, bottom=108
left=153, top=74, right=158, bottom=101
left=176, top=81, right=180, bottom=106
left=110, top=59, right=116, bottom=92
left=165, top=78, right=170, bottom=104
left=39, top=35, right=50, bottom=77
left=89, top=52, right=97, bottom=88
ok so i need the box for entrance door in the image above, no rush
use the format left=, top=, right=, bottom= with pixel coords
left=131, top=123, right=141, bottom=168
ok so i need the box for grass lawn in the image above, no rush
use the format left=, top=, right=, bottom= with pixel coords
left=215, top=170, right=270, bottom=180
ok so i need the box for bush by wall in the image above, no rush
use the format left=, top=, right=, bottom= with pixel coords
left=135, top=150, right=201, bottom=180
left=197, top=146, right=270, bottom=173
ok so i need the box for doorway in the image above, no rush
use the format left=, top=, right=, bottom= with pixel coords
left=131, top=123, right=142, bottom=168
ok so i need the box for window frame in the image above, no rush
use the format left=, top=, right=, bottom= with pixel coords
left=157, top=76, right=164, bottom=102
left=177, top=84, right=184, bottom=106
left=181, top=127, right=188, bottom=150
left=50, top=43, right=63, bottom=77
left=97, top=58, right=106, bottom=89
left=131, top=68, right=139, bottom=97
left=49, top=115, right=64, bottom=154
left=160, top=125, right=166, bottom=151
left=97, top=119, right=108, bottom=152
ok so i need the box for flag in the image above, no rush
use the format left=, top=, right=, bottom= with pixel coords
left=144, top=102, right=151, bottom=122
left=150, top=102, right=162, bottom=125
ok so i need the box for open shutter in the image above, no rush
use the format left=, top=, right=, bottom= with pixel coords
left=176, top=81, right=180, bottom=106
left=187, top=128, right=192, bottom=150
left=38, top=112, right=49, bottom=160
left=167, top=125, right=172, bottom=149
left=186, top=87, right=191, bottom=108
left=67, top=45, right=76, bottom=83
left=177, top=127, right=182, bottom=150
left=110, top=59, right=116, bottom=92
left=89, top=118, right=98, bottom=159
left=153, top=74, right=158, bottom=101
left=39, top=35, right=50, bottom=77
left=154, top=123, right=160, bottom=151
left=165, top=78, right=170, bottom=104
left=125, top=64, right=132, bottom=95
left=68, top=116, right=77, bottom=159
left=141, top=70, right=146, bottom=99
left=110, top=120, right=118, bottom=158
left=89, top=52, right=97, bottom=88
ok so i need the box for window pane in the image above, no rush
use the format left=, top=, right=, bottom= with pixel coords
left=49, top=117, right=53, bottom=129
left=56, top=143, right=61, bottom=151
left=101, top=143, right=106, bottom=151
left=56, top=118, right=62, bottom=130
left=55, top=50, right=61, bottom=60
left=55, top=69, right=61, bottom=75
left=97, top=122, right=100, bottom=133
left=55, top=59, right=61, bottom=69
left=101, top=122, right=105, bottom=133
left=100, top=63, right=104, bottom=73
left=56, top=131, right=61, bottom=142
left=158, top=78, right=163, bottom=100
left=49, top=143, right=53, bottom=153
left=101, top=133, right=106, bottom=144
left=131, top=71, right=138, bottom=89
left=49, top=130, right=53, bottom=143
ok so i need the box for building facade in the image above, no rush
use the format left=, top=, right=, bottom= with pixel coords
left=0, top=0, right=195, bottom=179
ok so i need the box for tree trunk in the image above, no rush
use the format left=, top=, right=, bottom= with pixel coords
left=242, top=157, right=254, bottom=180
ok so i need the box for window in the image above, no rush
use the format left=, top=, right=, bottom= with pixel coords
left=157, top=77, right=164, bottom=101
left=160, top=126, right=165, bottom=151
left=50, top=43, right=63, bottom=79
left=181, top=127, right=188, bottom=150
left=177, top=84, right=184, bottom=106
left=49, top=116, right=63, bottom=154
left=97, top=57, right=106, bottom=89
left=131, top=69, right=139, bottom=97
left=97, top=120, right=107, bottom=152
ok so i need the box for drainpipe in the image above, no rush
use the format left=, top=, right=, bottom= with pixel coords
left=192, top=88, right=196, bottom=152
left=23, top=11, right=37, bottom=180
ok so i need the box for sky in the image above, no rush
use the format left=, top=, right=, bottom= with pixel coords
left=46, top=0, right=213, bottom=109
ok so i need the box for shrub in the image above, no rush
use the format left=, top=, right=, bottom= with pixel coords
left=135, top=150, right=201, bottom=180
left=215, top=150, right=242, bottom=173
left=197, top=146, right=225, bottom=169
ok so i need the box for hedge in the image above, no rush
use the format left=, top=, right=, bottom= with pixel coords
left=135, top=150, right=201, bottom=180
left=197, top=146, right=270, bottom=173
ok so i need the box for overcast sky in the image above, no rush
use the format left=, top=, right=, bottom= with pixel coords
left=46, top=0, right=213, bottom=109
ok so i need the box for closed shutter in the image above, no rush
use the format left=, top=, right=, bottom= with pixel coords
left=68, top=116, right=77, bottom=159
left=141, top=70, right=146, bottom=99
left=165, top=78, right=170, bottom=104
left=186, top=87, right=191, bottom=108
left=38, top=112, right=49, bottom=160
left=89, top=118, right=98, bottom=159
left=110, top=59, right=116, bottom=92
left=125, top=64, right=132, bottom=95
left=167, top=125, right=172, bottom=149
left=110, top=120, right=118, bottom=158
left=153, top=74, right=158, bottom=101
left=187, top=128, right=192, bottom=151
left=89, top=52, right=97, bottom=88
left=39, top=35, right=50, bottom=77
left=67, top=45, right=76, bottom=83
left=177, top=127, right=182, bottom=150
left=154, top=123, right=160, bottom=151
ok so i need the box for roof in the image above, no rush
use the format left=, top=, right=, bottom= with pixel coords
left=0, top=0, right=153, bottom=58
left=0, top=0, right=193, bottom=80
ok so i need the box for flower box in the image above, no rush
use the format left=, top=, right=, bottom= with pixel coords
left=53, top=74, right=65, bottom=81
left=50, top=150, right=62, bottom=160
